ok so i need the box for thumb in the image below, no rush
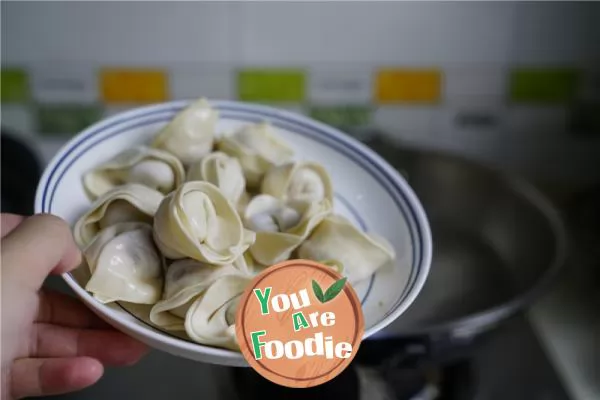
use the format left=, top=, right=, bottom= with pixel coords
left=1, top=214, right=82, bottom=291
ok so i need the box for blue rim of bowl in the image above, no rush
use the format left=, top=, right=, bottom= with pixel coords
left=36, top=100, right=431, bottom=353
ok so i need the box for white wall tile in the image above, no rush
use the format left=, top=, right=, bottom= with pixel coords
left=170, top=67, right=234, bottom=100
left=444, top=67, right=508, bottom=104
left=238, top=2, right=515, bottom=65
left=374, top=106, right=437, bottom=143
left=510, top=3, right=599, bottom=65
left=436, top=101, right=505, bottom=136
left=103, top=105, right=138, bottom=118
left=2, top=2, right=235, bottom=64
left=505, top=106, right=569, bottom=135
left=1, top=105, right=35, bottom=134
left=309, top=67, right=373, bottom=105
left=30, top=63, right=98, bottom=104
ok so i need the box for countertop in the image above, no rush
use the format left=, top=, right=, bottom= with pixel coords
left=527, top=224, right=599, bottom=400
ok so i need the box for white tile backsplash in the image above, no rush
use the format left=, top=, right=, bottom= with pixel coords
left=2, top=2, right=236, bottom=64
left=1, top=104, right=35, bottom=134
left=2, top=2, right=598, bottom=187
left=436, top=102, right=505, bottom=137
left=444, top=67, right=508, bottom=104
left=308, top=67, right=373, bottom=105
left=30, top=63, right=98, bottom=104
left=511, top=2, right=599, bottom=65
left=238, top=2, right=515, bottom=65
left=2, top=2, right=593, bottom=68
left=374, top=106, right=438, bottom=143
left=505, top=106, right=569, bottom=135
left=103, top=105, right=139, bottom=118
left=170, top=66, right=234, bottom=101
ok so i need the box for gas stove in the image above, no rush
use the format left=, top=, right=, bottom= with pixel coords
left=2, top=128, right=590, bottom=400
left=231, top=313, right=570, bottom=400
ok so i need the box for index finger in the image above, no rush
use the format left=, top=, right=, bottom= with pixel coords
left=37, top=290, right=111, bottom=329
left=1, top=214, right=82, bottom=291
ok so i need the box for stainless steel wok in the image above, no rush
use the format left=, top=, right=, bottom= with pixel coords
left=371, top=145, right=568, bottom=342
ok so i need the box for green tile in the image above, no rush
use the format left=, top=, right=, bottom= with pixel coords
left=238, top=69, right=306, bottom=102
left=309, top=105, right=372, bottom=129
left=509, top=68, right=580, bottom=104
left=1, top=68, right=30, bottom=103
left=36, top=104, right=104, bottom=136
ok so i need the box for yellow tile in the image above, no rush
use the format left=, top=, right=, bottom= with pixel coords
left=375, top=69, right=442, bottom=104
left=100, top=69, right=168, bottom=103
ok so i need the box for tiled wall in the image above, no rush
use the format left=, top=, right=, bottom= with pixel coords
left=1, top=64, right=596, bottom=135
left=1, top=2, right=599, bottom=185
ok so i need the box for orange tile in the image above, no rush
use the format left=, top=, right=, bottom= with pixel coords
left=375, top=68, right=442, bottom=104
left=100, top=69, right=168, bottom=103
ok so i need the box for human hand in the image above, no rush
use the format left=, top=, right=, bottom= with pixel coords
left=1, top=213, right=148, bottom=399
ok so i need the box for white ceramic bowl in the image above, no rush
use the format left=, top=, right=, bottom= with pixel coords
left=34, top=100, right=432, bottom=367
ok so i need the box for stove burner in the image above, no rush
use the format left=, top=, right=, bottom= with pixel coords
left=232, top=365, right=361, bottom=400
left=356, top=337, right=477, bottom=400
left=232, top=337, right=477, bottom=400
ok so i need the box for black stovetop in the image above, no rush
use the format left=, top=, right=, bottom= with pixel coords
left=232, top=313, right=570, bottom=400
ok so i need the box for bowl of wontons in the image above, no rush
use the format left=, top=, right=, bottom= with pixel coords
left=34, top=98, right=432, bottom=366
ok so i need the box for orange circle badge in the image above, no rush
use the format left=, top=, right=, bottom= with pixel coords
left=235, top=259, right=364, bottom=388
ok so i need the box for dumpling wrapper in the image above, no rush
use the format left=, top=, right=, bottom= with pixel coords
left=319, top=259, right=345, bottom=275
left=217, top=122, right=294, bottom=187
left=187, top=151, right=247, bottom=210
left=297, top=214, right=396, bottom=285
left=153, top=181, right=256, bottom=265
left=149, top=259, right=244, bottom=331
left=84, top=222, right=164, bottom=304
left=244, top=194, right=332, bottom=266
left=151, top=98, right=218, bottom=165
left=73, top=183, right=164, bottom=248
left=82, top=146, right=185, bottom=200
left=261, top=161, right=333, bottom=203
left=233, top=251, right=267, bottom=277
left=185, top=275, right=249, bottom=351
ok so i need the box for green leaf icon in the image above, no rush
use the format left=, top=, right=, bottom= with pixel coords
left=323, top=277, right=347, bottom=303
left=312, top=280, right=325, bottom=303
